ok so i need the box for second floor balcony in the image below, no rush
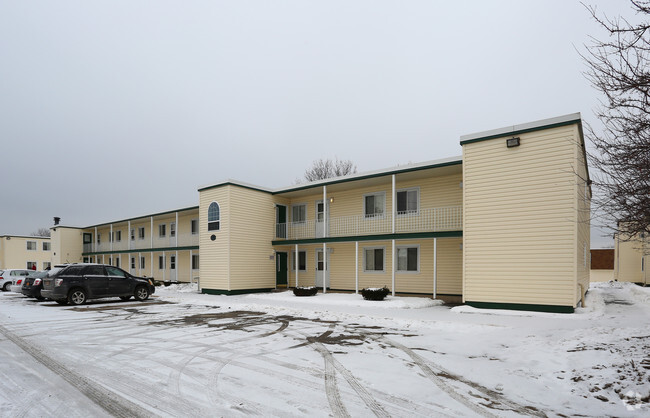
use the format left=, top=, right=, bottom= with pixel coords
left=275, top=205, right=462, bottom=241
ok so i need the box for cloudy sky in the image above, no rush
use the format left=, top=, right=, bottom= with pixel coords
left=0, top=0, right=631, bottom=246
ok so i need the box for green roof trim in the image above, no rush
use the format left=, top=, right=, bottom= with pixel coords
left=83, top=245, right=199, bottom=256
left=273, top=160, right=462, bottom=195
left=197, top=182, right=273, bottom=194
left=86, top=206, right=199, bottom=229
left=465, top=301, right=574, bottom=314
left=460, top=119, right=581, bottom=146
left=272, top=230, right=462, bottom=246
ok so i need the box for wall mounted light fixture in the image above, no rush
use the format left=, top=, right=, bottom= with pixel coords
left=506, top=137, right=520, bottom=148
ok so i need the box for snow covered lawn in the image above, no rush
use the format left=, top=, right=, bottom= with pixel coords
left=0, top=282, right=648, bottom=417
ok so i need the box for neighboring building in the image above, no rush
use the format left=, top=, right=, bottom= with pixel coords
left=614, top=232, right=648, bottom=285
left=197, top=113, right=590, bottom=312
left=590, top=249, right=615, bottom=282
left=0, top=235, right=52, bottom=271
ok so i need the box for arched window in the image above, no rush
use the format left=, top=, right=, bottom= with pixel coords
left=208, top=202, right=220, bottom=231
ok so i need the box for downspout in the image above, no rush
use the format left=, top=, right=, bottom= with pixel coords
left=578, top=283, right=586, bottom=308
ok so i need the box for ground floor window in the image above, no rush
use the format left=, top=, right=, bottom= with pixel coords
left=170, top=255, right=176, bottom=270
left=292, top=251, right=307, bottom=271
left=397, top=246, right=419, bottom=272
left=364, top=247, right=384, bottom=272
left=43, top=262, right=51, bottom=270
left=114, top=257, right=120, bottom=268
left=140, top=256, right=146, bottom=269
left=131, top=257, right=136, bottom=269
left=192, top=254, right=199, bottom=270
left=159, top=256, right=165, bottom=270
left=26, top=261, right=37, bottom=270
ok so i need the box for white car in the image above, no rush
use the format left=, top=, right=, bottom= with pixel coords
left=0, top=269, right=32, bottom=292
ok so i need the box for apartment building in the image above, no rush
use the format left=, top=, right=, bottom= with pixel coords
left=0, top=235, right=52, bottom=270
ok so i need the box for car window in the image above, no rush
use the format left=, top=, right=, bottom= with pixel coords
left=83, top=266, right=105, bottom=276
left=47, top=267, right=66, bottom=277
left=62, top=266, right=86, bottom=276
left=105, top=266, right=127, bottom=277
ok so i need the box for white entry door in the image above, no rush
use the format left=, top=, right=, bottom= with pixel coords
left=170, top=222, right=176, bottom=246
left=315, top=249, right=330, bottom=288
left=170, top=255, right=177, bottom=281
left=315, top=201, right=330, bottom=238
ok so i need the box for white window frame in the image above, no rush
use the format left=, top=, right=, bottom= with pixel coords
left=131, top=228, right=135, bottom=241
left=363, top=192, right=386, bottom=218
left=43, top=262, right=51, bottom=270
left=396, top=187, right=420, bottom=216
left=396, top=244, right=420, bottom=273
left=170, top=222, right=176, bottom=238
left=139, top=256, right=146, bottom=269
left=115, top=230, right=122, bottom=242
left=26, top=241, right=37, bottom=251
left=26, top=261, right=37, bottom=270
left=158, top=255, right=165, bottom=270
left=191, top=254, right=199, bottom=270
left=291, top=250, right=307, bottom=272
left=208, top=202, right=220, bottom=231
left=131, top=257, right=136, bottom=269
left=363, top=246, right=386, bottom=273
left=159, top=224, right=166, bottom=238
left=191, top=219, right=199, bottom=235
left=291, top=203, right=307, bottom=224
left=42, top=241, right=51, bottom=251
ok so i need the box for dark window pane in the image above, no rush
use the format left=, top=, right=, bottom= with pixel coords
left=83, top=266, right=105, bottom=275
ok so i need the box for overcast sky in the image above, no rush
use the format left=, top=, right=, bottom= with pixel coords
left=0, top=0, right=630, bottom=246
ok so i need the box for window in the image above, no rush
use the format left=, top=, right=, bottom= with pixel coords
left=138, top=227, right=145, bottom=239
left=397, top=188, right=419, bottom=215
left=292, top=251, right=307, bottom=271
left=84, top=265, right=105, bottom=276
left=26, top=241, right=37, bottom=251
left=106, top=266, right=126, bottom=277
left=131, top=228, right=135, bottom=241
left=397, top=246, right=419, bottom=272
left=115, top=231, right=122, bottom=242
left=170, top=223, right=176, bottom=238
left=159, top=224, right=166, bottom=237
left=131, top=257, right=136, bottom=269
left=109, top=257, right=112, bottom=265
left=191, top=219, right=198, bottom=235
left=43, top=262, right=51, bottom=270
left=291, top=204, right=306, bottom=224
left=159, top=255, right=165, bottom=270
left=26, top=261, right=37, bottom=270
left=208, top=202, right=220, bottom=231
left=115, top=257, right=120, bottom=268
left=43, top=242, right=51, bottom=251
left=192, top=254, right=199, bottom=270
left=140, top=256, right=145, bottom=269
left=170, top=255, right=176, bottom=270
left=97, top=233, right=101, bottom=244
left=364, top=247, right=385, bottom=272
left=364, top=193, right=385, bottom=218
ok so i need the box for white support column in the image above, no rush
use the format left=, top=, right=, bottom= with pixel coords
left=355, top=241, right=359, bottom=294
left=110, top=224, right=113, bottom=251
left=150, top=252, right=153, bottom=279
left=150, top=216, right=154, bottom=249
left=138, top=252, right=141, bottom=275
left=128, top=221, right=131, bottom=250
left=323, top=242, right=327, bottom=294
left=295, top=244, right=299, bottom=287
left=162, top=251, right=166, bottom=282
left=102, top=254, right=105, bottom=264
left=189, top=250, right=193, bottom=284
left=323, top=185, right=327, bottom=238
left=175, top=212, right=179, bottom=247
left=128, top=253, right=131, bottom=271
left=391, top=174, right=396, bottom=234
left=323, top=185, right=327, bottom=294
left=391, top=239, right=395, bottom=296
left=175, top=250, right=179, bottom=282
left=433, top=238, right=438, bottom=299
left=94, top=227, right=97, bottom=252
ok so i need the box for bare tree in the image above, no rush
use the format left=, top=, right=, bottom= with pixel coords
left=31, top=227, right=51, bottom=237
left=303, top=158, right=357, bottom=182
left=581, top=1, right=650, bottom=241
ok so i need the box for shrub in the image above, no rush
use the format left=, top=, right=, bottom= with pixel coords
left=293, top=286, right=318, bottom=297
left=361, top=286, right=390, bottom=301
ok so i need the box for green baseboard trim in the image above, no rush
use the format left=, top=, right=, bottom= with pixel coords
left=465, top=301, right=574, bottom=314
left=201, top=288, right=274, bottom=296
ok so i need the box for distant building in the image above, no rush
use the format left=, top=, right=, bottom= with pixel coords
left=0, top=235, right=52, bottom=270
left=590, top=249, right=614, bottom=282
left=614, top=232, right=648, bottom=285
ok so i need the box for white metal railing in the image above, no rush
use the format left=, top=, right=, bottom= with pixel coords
left=85, top=232, right=199, bottom=252
left=275, top=206, right=462, bottom=240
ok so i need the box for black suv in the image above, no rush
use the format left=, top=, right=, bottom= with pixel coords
left=41, top=264, right=156, bottom=305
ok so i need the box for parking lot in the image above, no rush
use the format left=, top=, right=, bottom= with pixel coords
left=1, top=284, right=649, bottom=417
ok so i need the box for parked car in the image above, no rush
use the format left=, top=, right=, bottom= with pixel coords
left=22, top=266, right=67, bottom=300
left=0, top=269, right=32, bottom=291
left=41, top=264, right=156, bottom=306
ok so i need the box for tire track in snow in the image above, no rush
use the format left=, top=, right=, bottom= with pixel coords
left=0, top=324, right=152, bottom=418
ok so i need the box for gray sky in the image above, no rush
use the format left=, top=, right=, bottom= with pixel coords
left=0, top=0, right=629, bottom=247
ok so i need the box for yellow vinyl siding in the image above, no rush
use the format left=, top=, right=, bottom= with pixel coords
left=575, top=138, right=591, bottom=303
left=463, top=124, right=582, bottom=307
left=228, top=187, right=277, bottom=291
left=199, top=186, right=230, bottom=291
left=615, top=236, right=647, bottom=283
left=0, top=236, right=53, bottom=270
left=329, top=243, right=355, bottom=289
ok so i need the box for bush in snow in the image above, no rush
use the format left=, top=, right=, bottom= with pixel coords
left=293, top=286, right=318, bottom=297
left=361, top=287, right=390, bottom=301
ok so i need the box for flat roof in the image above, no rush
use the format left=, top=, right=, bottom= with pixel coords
left=0, top=235, right=50, bottom=240
left=460, top=113, right=581, bottom=145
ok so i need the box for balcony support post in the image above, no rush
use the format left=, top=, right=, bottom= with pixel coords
left=355, top=241, right=359, bottom=294
left=295, top=244, right=299, bottom=287
left=392, top=174, right=396, bottom=234
left=94, top=227, right=97, bottom=252
left=433, top=238, right=437, bottom=299
left=391, top=239, right=395, bottom=296
left=175, top=212, right=179, bottom=247
left=150, top=217, right=153, bottom=249
left=128, top=221, right=131, bottom=250
left=323, top=185, right=327, bottom=294
left=110, top=224, right=113, bottom=252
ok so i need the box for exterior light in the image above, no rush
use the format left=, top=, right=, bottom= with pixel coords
left=329, top=197, right=334, bottom=203
left=506, top=137, right=520, bottom=148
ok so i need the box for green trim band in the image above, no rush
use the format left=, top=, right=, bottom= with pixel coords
left=272, top=230, right=462, bottom=246
left=273, top=160, right=462, bottom=195
left=465, top=301, right=574, bottom=314
left=459, top=119, right=580, bottom=146
left=201, top=288, right=274, bottom=296
left=87, top=206, right=199, bottom=228
left=83, top=245, right=199, bottom=256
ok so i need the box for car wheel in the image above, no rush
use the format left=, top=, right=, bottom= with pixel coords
left=55, top=299, right=68, bottom=305
left=36, top=296, right=45, bottom=301
left=120, top=296, right=131, bottom=301
left=2, top=282, right=10, bottom=291
left=134, top=286, right=149, bottom=301
left=68, top=289, right=87, bottom=306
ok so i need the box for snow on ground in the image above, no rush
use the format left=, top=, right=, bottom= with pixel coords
left=0, top=282, right=648, bottom=417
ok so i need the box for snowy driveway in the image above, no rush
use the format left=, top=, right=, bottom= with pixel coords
left=1, top=283, right=649, bottom=417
